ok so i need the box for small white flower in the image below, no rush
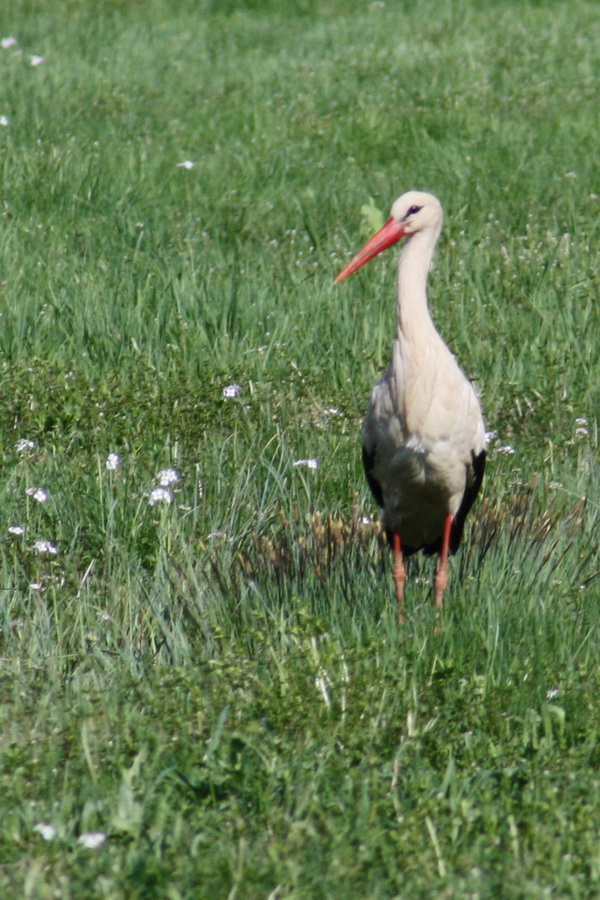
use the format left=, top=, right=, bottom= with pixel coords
left=34, top=540, right=58, bottom=555
left=29, top=582, right=43, bottom=590
left=207, top=530, right=227, bottom=539
left=0, top=115, right=9, bottom=126
left=177, top=160, right=195, bottom=170
left=293, top=458, right=319, bottom=469
left=8, top=525, right=25, bottom=535
left=30, top=55, right=45, bottom=66
left=77, top=831, right=106, bottom=849
left=575, top=427, right=588, bottom=437
left=15, top=438, right=36, bottom=453
left=564, top=171, right=578, bottom=179
left=494, top=445, right=515, bottom=456
left=1, top=37, right=17, bottom=49
left=546, top=688, right=560, bottom=700
left=149, top=487, right=173, bottom=506
left=105, top=452, right=121, bottom=471
left=223, top=383, right=242, bottom=399
left=485, top=430, right=498, bottom=442
left=26, top=487, right=49, bottom=503
left=157, top=467, right=180, bottom=486
left=361, top=516, right=372, bottom=525
left=33, top=823, right=57, bottom=841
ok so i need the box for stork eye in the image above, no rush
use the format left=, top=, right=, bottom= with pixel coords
left=406, top=205, right=422, bottom=217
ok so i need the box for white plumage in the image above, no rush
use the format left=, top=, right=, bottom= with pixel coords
left=336, top=191, right=486, bottom=619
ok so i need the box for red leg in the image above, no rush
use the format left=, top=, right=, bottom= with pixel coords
left=392, top=532, right=406, bottom=624
left=434, top=514, right=453, bottom=613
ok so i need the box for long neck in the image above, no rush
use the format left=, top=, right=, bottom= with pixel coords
left=395, top=225, right=441, bottom=341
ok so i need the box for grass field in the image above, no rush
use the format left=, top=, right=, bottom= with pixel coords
left=0, top=0, right=599, bottom=896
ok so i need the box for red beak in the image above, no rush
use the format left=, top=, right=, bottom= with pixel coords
left=335, top=217, right=407, bottom=283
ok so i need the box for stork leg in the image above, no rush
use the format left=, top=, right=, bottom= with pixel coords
left=434, top=513, right=453, bottom=613
left=392, top=532, right=406, bottom=623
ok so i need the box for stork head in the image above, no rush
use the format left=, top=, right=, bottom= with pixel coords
left=335, top=191, right=443, bottom=283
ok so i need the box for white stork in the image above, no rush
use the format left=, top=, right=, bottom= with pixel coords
left=336, top=191, right=486, bottom=620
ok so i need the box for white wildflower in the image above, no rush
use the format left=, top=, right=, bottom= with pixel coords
left=177, top=160, right=195, bottom=170
left=26, top=487, right=49, bottom=503
left=15, top=438, right=36, bottom=453
left=0, top=115, right=9, bottom=126
left=33, top=823, right=57, bottom=841
left=105, top=452, right=121, bottom=471
left=494, top=445, right=515, bottom=456
left=1, top=37, right=17, bottom=49
left=34, top=540, right=58, bottom=555
left=156, top=467, right=180, bottom=486
left=29, top=582, right=43, bottom=590
left=149, top=487, right=172, bottom=506
left=30, top=55, right=45, bottom=66
left=546, top=688, right=560, bottom=699
left=8, top=525, right=25, bottom=535
left=293, top=458, right=319, bottom=469
left=223, top=383, right=242, bottom=399
left=77, top=831, right=106, bottom=849
left=361, top=516, right=372, bottom=525
left=485, top=430, right=498, bottom=442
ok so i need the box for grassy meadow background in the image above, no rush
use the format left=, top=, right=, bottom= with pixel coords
left=0, top=0, right=599, bottom=896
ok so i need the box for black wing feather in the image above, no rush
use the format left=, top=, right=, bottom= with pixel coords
left=362, top=443, right=384, bottom=509
left=449, top=448, right=486, bottom=554
left=363, top=443, right=424, bottom=556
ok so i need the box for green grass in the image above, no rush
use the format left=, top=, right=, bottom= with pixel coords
left=0, top=0, right=599, bottom=896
